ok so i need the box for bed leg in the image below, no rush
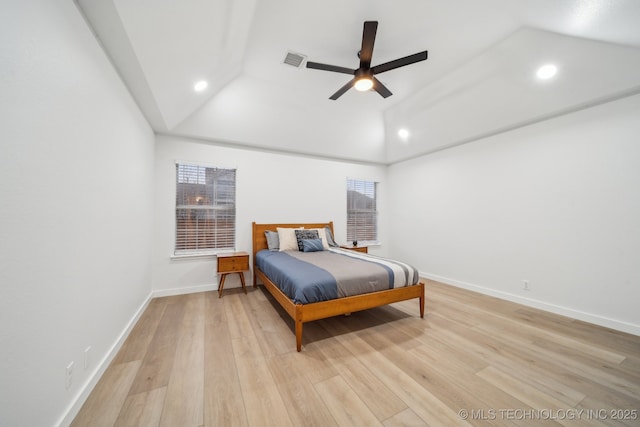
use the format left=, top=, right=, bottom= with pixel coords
left=296, top=321, right=303, bottom=352
left=419, top=282, right=425, bottom=318
left=295, top=304, right=303, bottom=352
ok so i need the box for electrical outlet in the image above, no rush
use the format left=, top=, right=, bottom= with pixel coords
left=65, top=361, right=74, bottom=390
left=84, top=346, right=91, bottom=370
left=523, top=280, right=530, bottom=291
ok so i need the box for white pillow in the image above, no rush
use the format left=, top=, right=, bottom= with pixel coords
left=277, top=227, right=303, bottom=251
left=309, top=228, right=330, bottom=249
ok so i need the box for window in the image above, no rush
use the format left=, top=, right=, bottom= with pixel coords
left=347, top=178, right=378, bottom=243
left=175, top=163, right=236, bottom=255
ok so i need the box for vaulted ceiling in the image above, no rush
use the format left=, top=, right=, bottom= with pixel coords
left=75, top=0, right=640, bottom=164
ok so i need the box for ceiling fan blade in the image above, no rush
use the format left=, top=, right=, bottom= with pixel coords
left=359, top=21, right=378, bottom=69
left=371, top=51, right=428, bottom=75
left=329, top=78, right=356, bottom=100
left=306, top=61, right=355, bottom=75
left=372, top=77, right=392, bottom=98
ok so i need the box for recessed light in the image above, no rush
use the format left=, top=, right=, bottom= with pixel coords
left=194, top=80, right=208, bottom=92
left=398, top=128, right=410, bottom=140
left=536, top=64, right=557, bottom=80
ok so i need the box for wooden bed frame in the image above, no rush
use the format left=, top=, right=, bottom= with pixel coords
left=252, top=221, right=425, bottom=351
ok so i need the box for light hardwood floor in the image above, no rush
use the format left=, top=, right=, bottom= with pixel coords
left=71, top=280, right=640, bottom=426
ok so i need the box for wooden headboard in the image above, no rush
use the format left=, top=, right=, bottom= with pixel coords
left=252, top=221, right=334, bottom=262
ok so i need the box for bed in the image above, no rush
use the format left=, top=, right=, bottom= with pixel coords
left=252, top=221, right=425, bottom=351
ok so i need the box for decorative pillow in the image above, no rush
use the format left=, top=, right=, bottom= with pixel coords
left=277, top=227, right=303, bottom=251
left=294, top=229, right=319, bottom=251
left=324, top=226, right=339, bottom=247
left=264, top=230, right=279, bottom=251
left=307, top=228, right=326, bottom=249
left=302, top=238, right=324, bottom=253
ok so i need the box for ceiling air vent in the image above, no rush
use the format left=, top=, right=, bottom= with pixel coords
left=283, top=51, right=306, bottom=68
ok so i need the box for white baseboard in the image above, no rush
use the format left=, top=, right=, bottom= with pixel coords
left=422, top=272, right=640, bottom=336
left=152, top=283, right=217, bottom=298
left=56, top=291, right=154, bottom=427
left=152, top=278, right=257, bottom=298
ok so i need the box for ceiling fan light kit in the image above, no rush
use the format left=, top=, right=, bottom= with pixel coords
left=306, top=21, right=428, bottom=100
left=354, top=78, right=373, bottom=91
left=354, top=70, right=374, bottom=91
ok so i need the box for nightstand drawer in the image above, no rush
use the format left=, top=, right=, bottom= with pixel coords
left=217, top=252, right=249, bottom=273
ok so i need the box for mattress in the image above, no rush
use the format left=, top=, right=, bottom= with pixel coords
left=255, top=247, right=420, bottom=304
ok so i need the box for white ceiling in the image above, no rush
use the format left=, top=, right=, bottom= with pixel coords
left=75, top=0, right=640, bottom=164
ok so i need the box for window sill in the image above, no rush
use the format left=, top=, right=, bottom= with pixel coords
left=171, top=252, right=221, bottom=260
left=345, top=241, right=381, bottom=247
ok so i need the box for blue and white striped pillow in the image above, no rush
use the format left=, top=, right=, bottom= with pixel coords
left=302, top=238, right=324, bottom=252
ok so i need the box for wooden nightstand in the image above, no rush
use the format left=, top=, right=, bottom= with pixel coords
left=217, top=251, right=249, bottom=298
left=340, top=245, right=368, bottom=254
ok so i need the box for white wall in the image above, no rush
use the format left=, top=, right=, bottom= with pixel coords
left=0, top=2, right=155, bottom=426
left=153, top=134, right=388, bottom=294
left=388, top=94, right=640, bottom=334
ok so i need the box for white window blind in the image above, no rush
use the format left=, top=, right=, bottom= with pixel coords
left=175, top=164, right=236, bottom=254
left=347, top=179, right=378, bottom=242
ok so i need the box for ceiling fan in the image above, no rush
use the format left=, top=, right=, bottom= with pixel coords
left=306, top=21, right=428, bottom=100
